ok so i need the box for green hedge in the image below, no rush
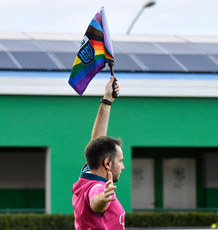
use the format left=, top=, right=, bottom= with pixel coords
left=0, top=212, right=217, bottom=229
left=0, top=214, right=74, bottom=230
left=125, top=212, right=218, bottom=227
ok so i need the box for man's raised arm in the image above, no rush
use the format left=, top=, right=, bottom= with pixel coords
left=91, top=76, right=120, bottom=140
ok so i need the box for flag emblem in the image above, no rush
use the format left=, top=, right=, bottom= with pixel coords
left=77, top=36, right=95, bottom=65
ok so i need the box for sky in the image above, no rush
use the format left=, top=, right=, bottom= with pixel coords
left=0, top=0, right=218, bottom=36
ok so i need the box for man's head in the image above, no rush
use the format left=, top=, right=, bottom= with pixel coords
left=85, top=136, right=124, bottom=182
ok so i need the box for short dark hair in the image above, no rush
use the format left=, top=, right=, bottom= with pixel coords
left=85, top=136, right=122, bottom=170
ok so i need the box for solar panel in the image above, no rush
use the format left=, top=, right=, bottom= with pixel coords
left=195, top=43, right=218, bottom=55
left=0, top=40, right=42, bottom=52
left=40, top=41, right=79, bottom=53
left=214, top=55, right=218, bottom=63
left=114, top=53, right=142, bottom=71
left=54, top=52, right=77, bottom=69
left=12, top=52, right=59, bottom=70
left=0, top=37, right=217, bottom=73
left=135, top=54, right=184, bottom=71
left=114, top=42, right=162, bottom=54
left=174, top=55, right=218, bottom=72
left=0, top=52, right=17, bottom=69
left=157, top=43, right=201, bottom=55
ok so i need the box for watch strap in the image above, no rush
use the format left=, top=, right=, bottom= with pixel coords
left=100, top=98, right=112, bottom=105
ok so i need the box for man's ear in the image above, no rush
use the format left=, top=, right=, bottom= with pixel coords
left=103, top=157, right=111, bottom=169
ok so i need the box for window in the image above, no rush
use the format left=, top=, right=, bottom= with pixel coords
left=0, top=147, right=50, bottom=213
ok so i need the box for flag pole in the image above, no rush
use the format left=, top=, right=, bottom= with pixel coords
left=108, top=61, right=118, bottom=98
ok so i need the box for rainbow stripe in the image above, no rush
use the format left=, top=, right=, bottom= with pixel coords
left=68, top=7, right=114, bottom=96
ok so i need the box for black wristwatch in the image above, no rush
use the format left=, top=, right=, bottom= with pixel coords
left=100, top=98, right=112, bottom=105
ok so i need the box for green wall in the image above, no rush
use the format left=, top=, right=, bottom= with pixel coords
left=1, top=95, right=218, bottom=213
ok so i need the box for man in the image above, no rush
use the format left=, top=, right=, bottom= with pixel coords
left=72, top=76, right=125, bottom=229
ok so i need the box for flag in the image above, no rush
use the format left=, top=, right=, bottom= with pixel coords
left=68, top=7, right=114, bottom=96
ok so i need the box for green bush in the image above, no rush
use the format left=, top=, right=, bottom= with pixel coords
left=0, top=214, right=75, bottom=230
left=0, top=212, right=217, bottom=229
left=125, top=212, right=218, bottom=227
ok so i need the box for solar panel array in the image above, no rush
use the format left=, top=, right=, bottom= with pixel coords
left=0, top=37, right=218, bottom=72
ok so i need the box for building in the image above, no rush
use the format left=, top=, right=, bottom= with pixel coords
left=0, top=32, right=218, bottom=213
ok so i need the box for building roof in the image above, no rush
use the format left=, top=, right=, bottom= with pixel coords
left=0, top=32, right=218, bottom=73
left=1, top=32, right=218, bottom=97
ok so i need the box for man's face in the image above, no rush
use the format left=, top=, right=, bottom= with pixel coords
left=111, top=145, right=125, bottom=183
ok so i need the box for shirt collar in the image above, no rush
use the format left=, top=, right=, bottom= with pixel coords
left=80, top=163, right=107, bottom=183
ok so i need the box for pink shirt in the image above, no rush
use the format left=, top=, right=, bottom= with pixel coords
left=72, top=164, right=125, bottom=230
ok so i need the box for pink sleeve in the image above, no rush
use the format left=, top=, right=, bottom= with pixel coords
left=88, top=183, right=105, bottom=206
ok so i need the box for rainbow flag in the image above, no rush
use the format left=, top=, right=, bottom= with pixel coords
left=68, top=7, right=114, bottom=96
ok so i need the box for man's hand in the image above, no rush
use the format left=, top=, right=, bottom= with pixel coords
left=91, top=171, right=117, bottom=213
left=103, top=76, right=120, bottom=102
left=104, top=171, right=116, bottom=202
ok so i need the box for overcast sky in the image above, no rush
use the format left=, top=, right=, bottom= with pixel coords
left=0, top=0, right=218, bottom=36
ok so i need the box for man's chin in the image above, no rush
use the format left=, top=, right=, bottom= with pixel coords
left=113, top=176, right=120, bottom=183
